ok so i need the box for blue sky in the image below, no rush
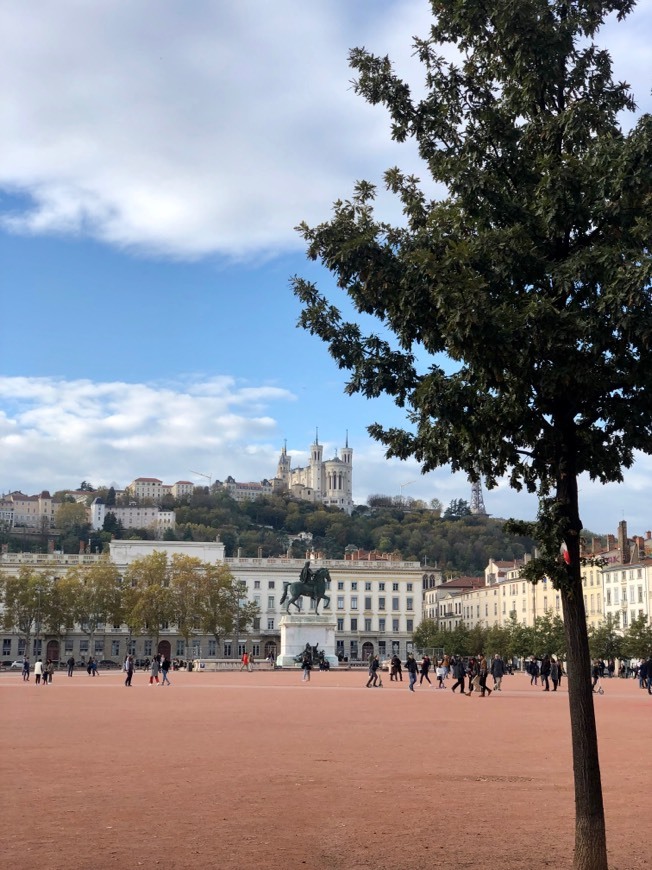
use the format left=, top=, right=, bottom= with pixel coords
left=1, top=0, right=651, bottom=534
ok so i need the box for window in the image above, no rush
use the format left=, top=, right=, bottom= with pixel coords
left=267, top=618, right=274, bottom=630
left=351, top=618, right=358, bottom=631
left=379, top=597, right=386, bottom=610
left=268, top=581, right=275, bottom=589
left=161, top=621, right=169, bottom=630
left=268, top=596, right=275, bottom=609
left=253, top=618, right=260, bottom=630
left=606, top=589, right=611, bottom=605
left=392, top=597, right=400, bottom=611
left=176, top=640, right=185, bottom=656
left=556, top=595, right=561, bottom=611
left=2, top=639, right=11, bottom=656
left=351, top=582, right=357, bottom=591
left=337, top=596, right=344, bottom=610
left=407, top=583, right=413, bottom=592
left=502, top=602, right=506, bottom=614
left=254, top=594, right=261, bottom=606
left=392, top=619, right=399, bottom=632
left=364, top=618, right=372, bottom=632
left=223, top=642, right=232, bottom=657
left=639, top=586, right=644, bottom=603
left=543, top=596, right=548, bottom=610
left=485, top=604, right=488, bottom=616
left=337, top=618, right=344, bottom=631
left=406, top=619, right=413, bottom=632
left=365, top=582, right=372, bottom=591
left=254, top=580, right=260, bottom=589
left=392, top=582, right=399, bottom=591
left=338, top=581, right=344, bottom=590
left=94, top=640, right=104, bottom=654
left=379, top=582, right=385, bottom=591
left=351, top=596, right=358, bottom=609
left=111, top=640, right=120, bottom=656
left=64, top=638, right=74, bottom=653
left=379, top=618, right=386, bottom=632
left=494, top=603, right=498, bottom=615
left=252, top=643, right=260, bottom=657
left=128, top=640, right=136, bottom=655
left=407, top=597, right=413, bottom=611
left=364, top=596, right=372, bottom=610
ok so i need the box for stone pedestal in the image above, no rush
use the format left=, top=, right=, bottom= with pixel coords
left=277, top=613, right=339, bottom=668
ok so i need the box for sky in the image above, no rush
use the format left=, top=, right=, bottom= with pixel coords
left=1, top=0, right=651, bottom=535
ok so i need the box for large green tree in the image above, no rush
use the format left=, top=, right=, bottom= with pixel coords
left=293, top=3, right=651, bottom=866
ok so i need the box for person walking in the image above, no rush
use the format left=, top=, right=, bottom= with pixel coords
left=124, top=655, right=134, bottom=687
left=478, top=655, right=492, bottom=697
left=467, top=657, right=480, bottom=695
left=161, top=656, right=172, bottom=686
left=149, top=656, right=161, bottom=685
left=490, top=654, right=505, bottom=691
left=67, top=656, right=75, bottom=677
left=34, top=658, right=43, bottom=685
left=46, top=659, right=54, bottom=684
left=22, top=656, right=30, bottom=682
left=541, top=655, right=551, bottom=691
left=301, top=649, right=312, bottom=683
left=529, top=658, right=540, bottom=686
left=419, top=654, right=432, bottom=686
left=240, top=651, right=249, bottom=671
left=405, top=653, right=419, bottom=692
left=550, top=657, right=560, bottom=691
left=442, top=653, right=451, bottom=679
left=391, top=653, right=403, bottom=682
left=366, top=655, right=380, bottom=688
left=450, top=656, right=466, bottom=694
left=248, top=653, right=254, bottom=672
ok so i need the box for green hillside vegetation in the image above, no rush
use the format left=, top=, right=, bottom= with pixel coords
left=152, top=491, right=536, bottom=573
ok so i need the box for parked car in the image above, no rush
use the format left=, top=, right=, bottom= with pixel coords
left=10, top=659, right=26, bottom=669
left=98, top=659, right=121, bottom=669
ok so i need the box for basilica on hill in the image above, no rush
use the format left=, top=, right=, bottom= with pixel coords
left=273, top=432, right=353, bottom=514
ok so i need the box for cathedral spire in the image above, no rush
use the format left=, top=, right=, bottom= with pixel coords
left=345, top=429, right=349, bottom=448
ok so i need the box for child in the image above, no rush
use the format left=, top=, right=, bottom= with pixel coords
left=436, top=664, right=446, bottom=688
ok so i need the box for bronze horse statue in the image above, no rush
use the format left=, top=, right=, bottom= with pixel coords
left=280, top=567, right=331, bottom=614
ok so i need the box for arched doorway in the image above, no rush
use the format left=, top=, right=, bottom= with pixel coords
left=264, top=641, right=277, bottom=660
left=46, top=639, right=60, bottom=663
left=158, top=640, right=171, bottom=659
left=362, top=641, right=374, bottom=661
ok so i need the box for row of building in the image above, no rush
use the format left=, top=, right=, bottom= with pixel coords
left=429, top=521, right=652, bottom=634
left=0, top=433, right=357, bottom=538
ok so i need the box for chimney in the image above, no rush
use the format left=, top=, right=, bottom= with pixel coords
left=647, top=531, right=652, bottom=540
left=618, top=520, right=630, bottom=564
left=79, top=540, right=85, bottom=554
left=607, top=534, right=616, bottom=550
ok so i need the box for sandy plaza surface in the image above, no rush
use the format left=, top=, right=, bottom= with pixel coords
left=1, top=667, right=650, bottom=870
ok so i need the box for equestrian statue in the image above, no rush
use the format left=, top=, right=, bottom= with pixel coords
left=280, top=562, right=331, bottom=614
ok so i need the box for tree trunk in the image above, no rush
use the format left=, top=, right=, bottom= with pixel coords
left=561, top=582, right=608, bottom=869
left=558, top=447, right=608, bottom=870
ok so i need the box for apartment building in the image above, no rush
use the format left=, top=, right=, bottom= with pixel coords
left=0, top=541, right=423, bottom=665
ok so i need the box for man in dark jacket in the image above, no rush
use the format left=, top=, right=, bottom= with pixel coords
left=490, top=654, right=506, bottom=691
left=450, top=656, right=467, bottom=694
left=405, top=653, right=419, bottom=692
left=366, top=655, right=380, bottom=688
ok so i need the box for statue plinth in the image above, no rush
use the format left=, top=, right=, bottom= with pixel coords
left=277, top=613, right=339, bottom=668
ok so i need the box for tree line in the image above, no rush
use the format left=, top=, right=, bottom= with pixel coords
left=414, top=611, right=652, bottom=662
left=0, top=553, right=258, bottom=657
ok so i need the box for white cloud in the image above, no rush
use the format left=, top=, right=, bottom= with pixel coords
left=3, top=1, right=645, bottom=259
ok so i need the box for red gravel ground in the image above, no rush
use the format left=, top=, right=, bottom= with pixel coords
left=1, top=668, right=649, bottom=870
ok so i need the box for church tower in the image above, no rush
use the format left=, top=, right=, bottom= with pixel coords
left=310, top=429, right=323, bottom=495
left=275, top=440, right=291, bottom=490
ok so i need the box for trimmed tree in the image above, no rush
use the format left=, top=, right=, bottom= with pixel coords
left=293, top=3, right=651, bottom=867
